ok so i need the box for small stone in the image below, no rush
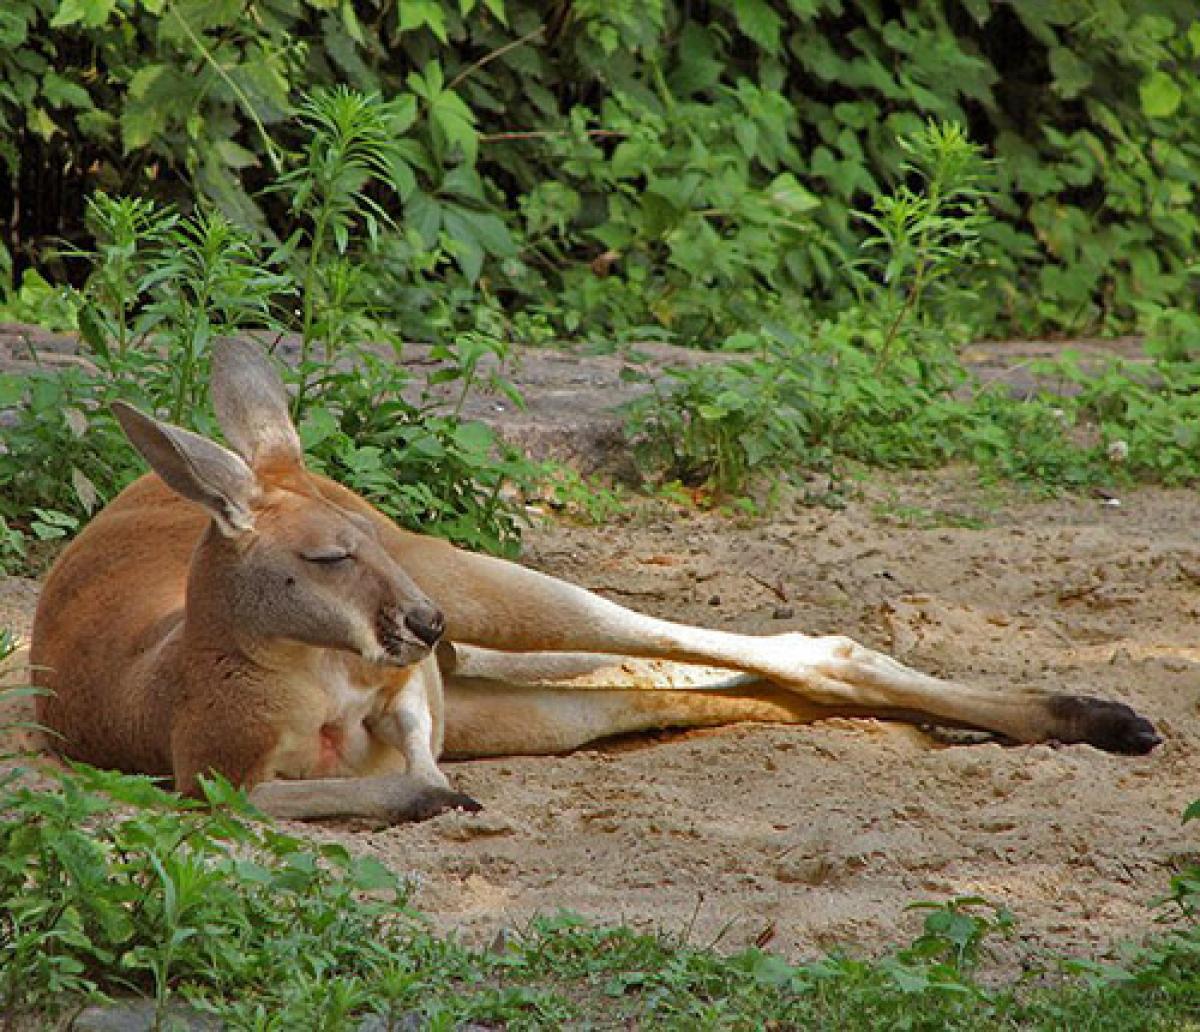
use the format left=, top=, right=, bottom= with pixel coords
left=776, top=855, right=831, bottom=886
left=433, top=810, right=520, bottom=841
left=708, top=594, right=721, bottom=606
left=772, top=606, right=795, bottom=620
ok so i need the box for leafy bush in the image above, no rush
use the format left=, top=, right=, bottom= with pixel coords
left=0, top=765, right=420, bottom=1023
left=3, top=1, right=1199, bottom=341
left=625, top=120, right=1200, bottom=499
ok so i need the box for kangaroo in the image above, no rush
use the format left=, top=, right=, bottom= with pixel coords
left=31, top=339, right=1161, bottom=821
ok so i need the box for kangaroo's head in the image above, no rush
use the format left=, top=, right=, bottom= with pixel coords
left=111, top=339, right=443, bottom=668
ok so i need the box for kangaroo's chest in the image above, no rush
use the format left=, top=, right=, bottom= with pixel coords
left=271, top=655, right=421, bottom=779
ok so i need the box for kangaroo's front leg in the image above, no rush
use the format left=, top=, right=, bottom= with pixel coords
left=181, top=658, right=477, bottom=822
left=248, top=773, right=478, bottom=822
left=249, top=663, right=478, bottom=822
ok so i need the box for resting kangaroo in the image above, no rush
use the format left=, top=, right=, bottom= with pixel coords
left=32, top=339, right=1161, bottom=821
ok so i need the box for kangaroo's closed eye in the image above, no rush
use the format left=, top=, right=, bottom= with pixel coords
left=301, top=549, right=353, bottom=565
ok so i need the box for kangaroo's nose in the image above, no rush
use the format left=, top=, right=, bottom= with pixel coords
left=405, top=604, right=445, bottom=647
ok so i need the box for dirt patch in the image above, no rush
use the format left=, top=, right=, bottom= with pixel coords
left=6, top=471, right=1198, bottom=966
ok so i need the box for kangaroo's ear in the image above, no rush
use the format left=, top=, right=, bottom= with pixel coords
left=210, top=337, right=303, bottom=468
left=112, top=402, right=258, bottom=537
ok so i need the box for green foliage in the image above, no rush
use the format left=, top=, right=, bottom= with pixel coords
left=626, top=121, right=1200, bottom=500
left=3, top=0, right=1200, bottom=341
left=0, top=90, right=539, bottom=565
left=1, top=747, right=1199, bottom=1026
left=0, top=764, right=418, bottom=1023
left=2, top=1, right=1200, bottom=533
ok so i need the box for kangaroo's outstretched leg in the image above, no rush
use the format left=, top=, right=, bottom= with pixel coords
left=355, top=526, right=1159, bottom=756
left=442, top=651, right=835, bottom=756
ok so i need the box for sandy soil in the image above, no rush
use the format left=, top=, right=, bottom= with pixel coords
left=5, top=469, right=1198, bottom=969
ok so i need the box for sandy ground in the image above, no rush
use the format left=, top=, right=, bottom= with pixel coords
left=4, top=468, right=1198, bottom=969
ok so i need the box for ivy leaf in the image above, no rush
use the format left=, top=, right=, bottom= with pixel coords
left=50, top=0, right=118, bottom=28
left=730, top=0, right=782, bottom=53
left=398, top=0, right=448, bottom=44
left=1139, top=71, right=1182, bottom=119
left=1049, top=47, right=1092, bottom=99
left=1184, top=799, right=1200, bottom=824
left=42, top=72, right=94, bottom=110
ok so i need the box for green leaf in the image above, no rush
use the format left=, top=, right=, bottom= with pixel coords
left=398, top=0, right=448, bottom=43
left=121, top=104, right=163, bottom=151
left=1184, top=799, right=1200, bottom=823
left=405, top=190, right=442, bottom=246
left=348, top=855, right=400, bottom=891
left=730, top=0, right=782, bottom=53
left=213, top=138, right=259, bottom=169
left=1139, top=71, right=1182, bottom=119
left=0, top=10, right=29, bottom=48
left=51, top=0, right=118, bottom=28
left=28, top=107, right=59, bottom=141
left=430, top=91, right=478, bottom=163
left=452, top=421, right=494, bottom=454
left=462, top=210, right=518, bottom=257
left=766, top=173, right=820, bottom=214
left=443, top=216, right=485, bottom=282
left=127, top=64, right=169, bottom=101
left=42, top=72, right=93, bottom=110
left=1048, top=47, right=1092, bottom=99
left=76, top=109, right=117, bottom=141
left=0, top=374, right=23, bottom=407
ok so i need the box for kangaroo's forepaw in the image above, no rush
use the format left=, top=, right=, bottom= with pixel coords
left=402, top=787, right=484, bottom=823
left=1048, top=696, right=1162, bottom=755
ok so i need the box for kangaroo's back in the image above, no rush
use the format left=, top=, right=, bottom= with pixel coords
left=33, top=475, right=208, bottom=772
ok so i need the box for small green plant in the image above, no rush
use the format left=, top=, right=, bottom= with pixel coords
left=274, top=86, right=416, bottom=417
left=0, top=518, right=26, bottom=575
left=1154, top=800, right=1200, bottom=924
left=540, top=466, right=627, bottom=525
left=2, top=763, right=1200, bottom=1026
left=300, top=351, right=537, bottom=557
left=901, top=896, right=1015, bottom=972
left=851, top=119, right=995, bottom=376
left=0, top=628, right=46, bottom=764
left=624, top=119, right=1200, bottom=502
